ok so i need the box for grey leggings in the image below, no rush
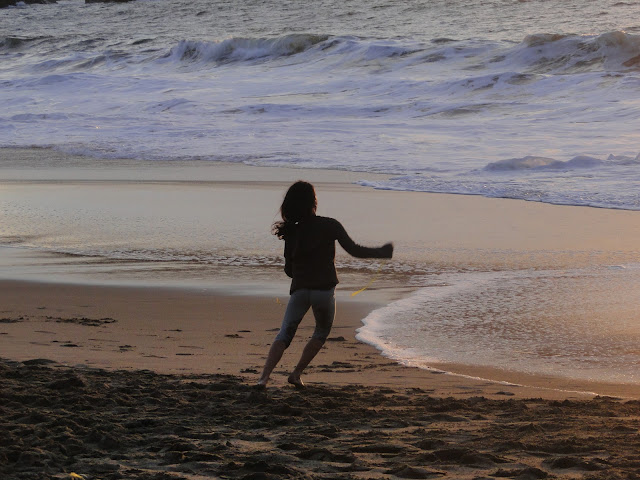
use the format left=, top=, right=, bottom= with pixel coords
left=275, top=288, right=336, bottom=347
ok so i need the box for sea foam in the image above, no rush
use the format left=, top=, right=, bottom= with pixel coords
left=2, top=2, right=640, bottom=210
left=483, top=155, right=604, bottom=172
left=357, top=268, right=640, bottom=384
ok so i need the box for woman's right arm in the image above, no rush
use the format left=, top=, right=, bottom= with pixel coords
left=334, top=220, right=393, bottom=259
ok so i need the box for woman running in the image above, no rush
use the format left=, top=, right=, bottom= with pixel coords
left=257, top=181, right=393, bottom=388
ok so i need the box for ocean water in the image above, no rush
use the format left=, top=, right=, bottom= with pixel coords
left=2, top=0, right=640, bottom=209
left=357, top=266, right=640, bottom=385
left=2, top=0, right=640, bottom=388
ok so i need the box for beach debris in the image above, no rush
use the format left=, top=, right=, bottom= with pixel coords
left=0, top=316, right=26, bottom=323
left=22, top=358, right=57, bottom=366
left=45, top=316, right=116, bottom=327
left=496, top=390, right=516, bottom=396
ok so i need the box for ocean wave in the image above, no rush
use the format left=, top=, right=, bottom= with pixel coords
left=0, top=36, right=28, bottom=51
left=160, top=34, right=441, bottom=70
left=607, top=153, right=640, bottom=164
left=483, top=155, right=604, bottom=172
left=0, top=35, right=50, bottom=52
left=358, top=149, right=640, bottom=211
left=612, top=1, right=640, bottom=6
left=11, top=30, right=640, bottom=79
left=27, top=49, right=136, bottom=73
left=165, top=34, right=330, bottom=65
left=483, top=153, right=640, bottom=172
left=158, top=30, right=640, bottom=74
left=523, top=33, right=570, bottom=47
left=177, top=29, right=639, bottom=75
left=332, top=38, right=424, bottom=61
left=517, top=30, right=640, bottom=73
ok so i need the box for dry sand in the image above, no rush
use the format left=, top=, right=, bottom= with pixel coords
left=2, top=357, right=640, bottom=480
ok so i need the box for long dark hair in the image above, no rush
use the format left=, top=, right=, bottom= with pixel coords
left=273, top=181, right=317, bottom=239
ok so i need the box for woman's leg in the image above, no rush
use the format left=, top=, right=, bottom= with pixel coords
left=256, top=290, right=310, bottom=387
left=288, top=338, right=324, bottom=388
left=256, top=340, right=287, bottom=387
left=288, top=288, right=336, bottom=388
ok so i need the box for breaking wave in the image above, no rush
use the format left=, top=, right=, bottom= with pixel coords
left=165, top=34, right=330, bottom=64
left=483, top=155, right=603, bottom=172
left=0, top=35, right=51, bottom=52
left=483, top=153, right=640, bottom=172
left=161, top=30, right=640, bottom=72
left=3, top=0, right=640, bottom=212
left=518, top=30, right=640, bottom=73
left=5, top=29, right=640, bottom=76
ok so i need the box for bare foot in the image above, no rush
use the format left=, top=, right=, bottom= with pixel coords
left=254, top=378, right=268, bottom=390
left=288, top=373, right=305, bottom=389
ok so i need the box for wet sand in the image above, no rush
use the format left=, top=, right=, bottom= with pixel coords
left=3, top=151, right=640, bottom=479
left=2, top=279, right=638, bottom=399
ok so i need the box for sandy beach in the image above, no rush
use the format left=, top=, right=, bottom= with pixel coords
left=2, top=242, right=640, bottom=480
left=2, top=355, right=640, bottom=480
left=1, top=280, right=640, bottom=480
left=4, top=0, right=640, bottom=477
left=0, top=0, right=640, bottom=480
left=2, top=150, right=640, bottom=479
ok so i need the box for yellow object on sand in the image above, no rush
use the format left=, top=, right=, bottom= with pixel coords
left=69, top=473, right=86, bottom=480
left=351, top=261, right=386, bottom=297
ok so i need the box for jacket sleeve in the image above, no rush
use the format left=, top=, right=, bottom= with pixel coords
left=334, top=220, right=393, bottom=259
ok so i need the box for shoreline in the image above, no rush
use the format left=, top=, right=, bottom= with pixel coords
left=1, top=277, right=638, bottom=400
left=2, top=148, right=640, bottom=400
left=3, top=151, right=640, bottom=480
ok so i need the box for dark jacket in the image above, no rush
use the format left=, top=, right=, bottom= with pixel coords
left=283, top=215, right=392, bottom=293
